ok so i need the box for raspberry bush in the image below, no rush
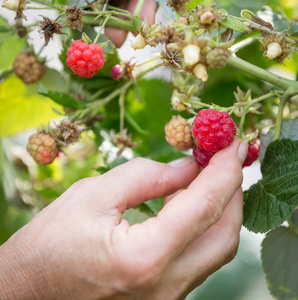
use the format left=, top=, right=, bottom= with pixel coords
left=0, top=0, right=298, bottom=299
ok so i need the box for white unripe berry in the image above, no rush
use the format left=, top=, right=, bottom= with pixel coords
left=266, top=42, right=283, bottom=60
left=182, top=44, right=200, bottom=67
left=2, top=0, right=19, bottom=10
left=193, top=63, right=208, bottom=82
left=131, top=33, right=146, bottom=50
left=200, top=11, right=215, bottom=25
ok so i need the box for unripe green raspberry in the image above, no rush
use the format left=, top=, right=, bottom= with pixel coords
left=206, top=48, right=230, bottom=69
left=165, top=115, right=193, bottom=151
left=13, top=52, right=46, bottom=84
left=27, top=132, right=58, bottom=165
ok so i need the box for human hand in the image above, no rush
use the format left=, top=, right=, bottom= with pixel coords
left=0, top=140, right=248, bottom=300
left=105, top=0, right=158, bottom=47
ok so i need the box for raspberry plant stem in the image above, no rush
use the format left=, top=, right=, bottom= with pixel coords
left=133, top=0, right=145, bottom=17
left=83, top=15, right=141, bottom=32
left=93, top=14, right=111, bottom=44
left=228, top=55, right=298, bottom=90
left=273, top=88, right=298, bottom=140
left=119, top=90, right=126, bottom=132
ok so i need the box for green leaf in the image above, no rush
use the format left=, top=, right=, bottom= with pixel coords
left=186, top=0, right=203, bottom=10
left=261, top=226, right=298, bottom=300
left=0, top=34, right=26, bottom=70
left=243, top=139, right=298, bottom=233
left=0, top=75, right=63, bottom=137
left=259, top=119, right=298, bottom=162
left=38, top=86, right=85, bottom=109
left=290, top=210, right=298, bottom=230
left=219, top=15, right=249, bottom=32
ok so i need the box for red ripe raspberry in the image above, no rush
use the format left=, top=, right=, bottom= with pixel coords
left=27, top=132, right=59, bottom=165
left=243, top=140, right=260, bottom=167
left=192, top=109, right=237, bottom=152
left=66, top=40, right=105, bottom=78
left=193, top=145, right=214, bottom=168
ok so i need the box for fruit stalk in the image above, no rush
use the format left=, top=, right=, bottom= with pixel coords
left=93, top=14, right=111, bottom=44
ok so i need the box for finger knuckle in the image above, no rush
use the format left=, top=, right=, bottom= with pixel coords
left=201, top=193, right=223, bottom=224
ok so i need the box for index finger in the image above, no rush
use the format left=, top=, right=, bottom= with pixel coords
left=137, top=140, right=248, bottom=257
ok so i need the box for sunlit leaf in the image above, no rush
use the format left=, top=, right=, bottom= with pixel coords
left=0, top=75, right=63, bottom=137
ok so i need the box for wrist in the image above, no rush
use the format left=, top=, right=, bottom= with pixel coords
left=0, top=231, right=47, bottom=300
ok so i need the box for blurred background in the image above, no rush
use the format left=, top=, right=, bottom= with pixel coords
left=1, top=0, right=298, bottom=298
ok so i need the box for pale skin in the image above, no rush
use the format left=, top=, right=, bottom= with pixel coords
left=0, top=140, right=248, bottom=299
left=0, top=2, right=248, bottom=298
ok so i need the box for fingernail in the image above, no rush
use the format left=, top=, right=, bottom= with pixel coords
left=238, top=141, right=248, bottom=165
left=168, top=156, right=195, bottom=167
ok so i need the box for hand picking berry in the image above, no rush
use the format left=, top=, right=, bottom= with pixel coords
left=192, top=109, right=237, bottom=152
left=66, top=40, right=105, bottom=78
left=243, top=140, right=260, bottom=167
left=165, top=115, right=193, bottom=151
left=192, top=144, right=214, bottom=168
left=27, top=132, right=59, bottom=165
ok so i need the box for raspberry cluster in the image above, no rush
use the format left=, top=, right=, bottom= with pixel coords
left=243, top=140, right=260, bottom=167
left=165, top=115, right=193, bottom=151
left=27, top=132, right=59, bottom=165
left=66, top=40, right=105, bottom=78
left=192, top=109, right=236, bottom=153
left=13, top=52, right=46, bottom=84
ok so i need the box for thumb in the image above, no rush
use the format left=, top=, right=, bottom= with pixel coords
left=138, top=140, right=248, bottom=256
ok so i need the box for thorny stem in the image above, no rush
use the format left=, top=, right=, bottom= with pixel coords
left=227, top=55, right=298, bottom=90
left=244, top=20, right=297, bottom=44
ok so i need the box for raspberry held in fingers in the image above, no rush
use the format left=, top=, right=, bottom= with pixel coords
left=192, top=109, right=236, bottom=152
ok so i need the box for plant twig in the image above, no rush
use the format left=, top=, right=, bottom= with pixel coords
left=227, top=55, right=298, bottom=90
left=273, top=88, right=298, bottom=140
